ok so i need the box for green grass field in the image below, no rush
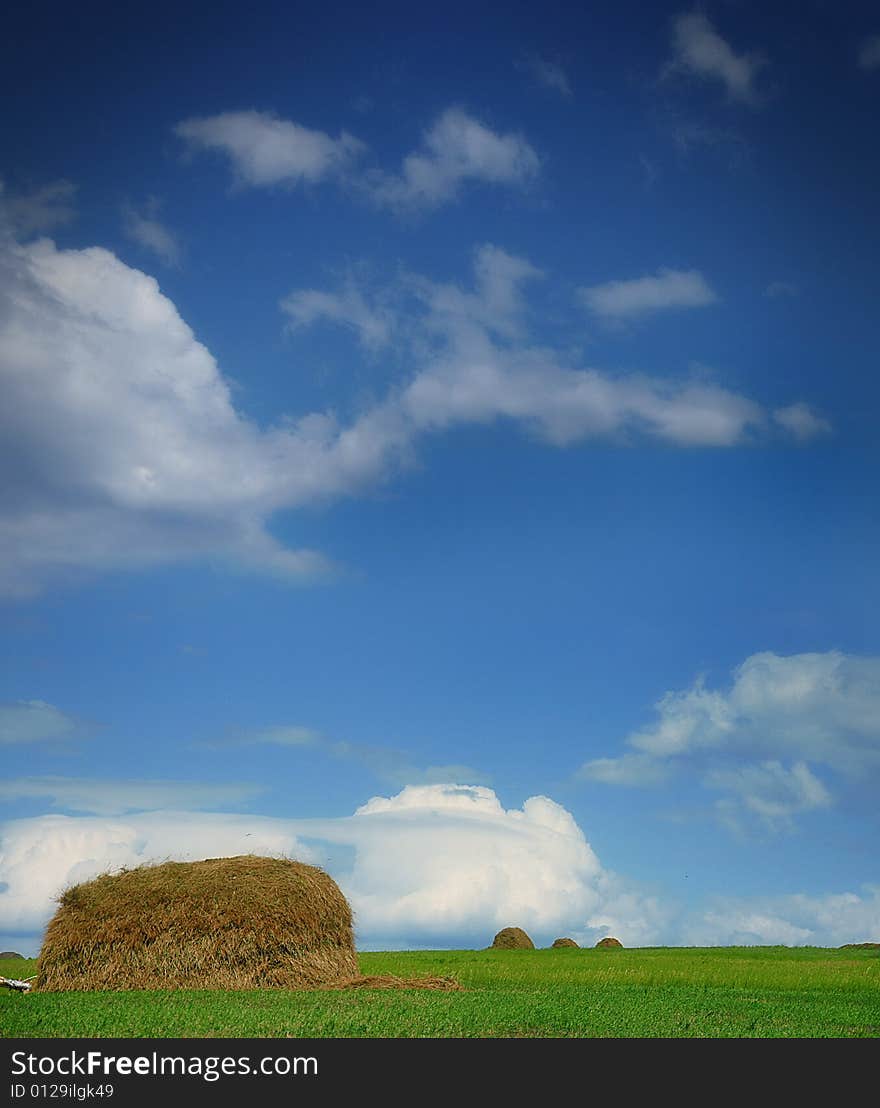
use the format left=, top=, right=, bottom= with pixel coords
left=3, top=947, right=878, bottom=1038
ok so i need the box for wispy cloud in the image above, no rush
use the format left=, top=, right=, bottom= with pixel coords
left=773, top=402, right=832, bottom=442
left=707, top=760, right=832, bottom=834
left=516, top=54, right=572, bottom=97
left=578, top=267, right=718, bottom=321
left=0, top=700, right=81, bottom=745
left=366, top=108, right=540, bottom=211
left=201, top=723, right=487, bottom=788
left=175, top=110, right=365, bottom=188
left=665, top=11, right=766, bottom=105
left=858, top=34, right=880, bottom=71
left=764, top=280, right=798, bottom=299
left=0, top=776, right=264, bottom=815
left=122, top=200, right=181, bottom=267
left=0, top=178, right=76, bottom=237
left=281, top=281, right=392, bottom=351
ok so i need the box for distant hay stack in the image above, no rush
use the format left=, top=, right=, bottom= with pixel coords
left=490, top=927, right=535, bottom=950
left=35, top=855, right=358, bottom=992
left=551, top=938, right=579, bottom=948
left=595, top=936, right=623, bottom=949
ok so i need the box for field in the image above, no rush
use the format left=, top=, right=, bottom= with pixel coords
left=3, top=946, right=878, bottom=1038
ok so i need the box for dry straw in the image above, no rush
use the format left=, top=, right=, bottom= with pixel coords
left=35, top=855, right=359, bottom=992
left=595, top=936, right=623, bottom=949
left=490, top=927, right=535, bottom=950
left=551, top=937, right=579, bottom=948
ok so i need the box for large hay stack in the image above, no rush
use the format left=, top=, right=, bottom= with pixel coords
left=490, top=927, right=535, bottom=950
left=595, top=936, right=623, bottom=949
left=35, top=855, right=358, bottom=992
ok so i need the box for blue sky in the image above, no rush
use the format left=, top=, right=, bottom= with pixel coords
left=1, top=0, right=878, bottom=954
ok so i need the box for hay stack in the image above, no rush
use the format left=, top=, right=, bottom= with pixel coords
left=839, top=942, right=880, bottom=950
left=35, top=855, right=358, bottom=992
left=490, top=927, right=534, bottom=950
left=551, top=937, right=579, bottom=948
left=595, top=936, right=623, bottom=949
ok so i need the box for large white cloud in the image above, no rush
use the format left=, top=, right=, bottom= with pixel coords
left=579, top=651, right=880, bottom=830
left=0, top=784, right=663, bottom=953
left=0, top=233, right=826, bottom=595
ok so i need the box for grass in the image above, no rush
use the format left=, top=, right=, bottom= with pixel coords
left=3, top=946, right=879, bottom=1038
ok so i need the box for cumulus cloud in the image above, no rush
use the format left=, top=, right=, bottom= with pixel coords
left=0, top=179, right=77, bottom=237
left=858, top=35, right=880, bottom=71
left=578, top=651, right=880, bottom=830
left=516, top=55, right=572, bottom=97
left=0, top=784, right=665, bottom=953
left=122, top=201, right=181, bottom=267
left=0, top=235, right=821, bottom=595
left=367, top=108, right=540, bottom=211
left=0, top=811, right=310, bottom=939
left=175, top=110, right=364, bottom=187
left=578, top=267, right=718, bottom=321
left=773, top=402, right=832, bottom=441
left=665, top=12, right=766, bottom=105
left=0, top=776, right=264, bottom=816
left=0, top=700, right=81, bottom=745
left=0, top=236, right=347, bottom=595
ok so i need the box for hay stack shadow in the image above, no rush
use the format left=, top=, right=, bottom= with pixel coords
left=35, top=855, right=359, bottom=992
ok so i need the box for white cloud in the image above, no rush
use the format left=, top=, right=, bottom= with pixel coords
left=281, top=283, right=392, bottom=350
left=0, top=776, right=264, bottom=815
left=175, top=110, right=364, bottom=187
left=706, top=760, right=832, bottom=834
left=367, top=108, right=540, bottom=211
left=858, top=35, right=880, bottom=71
left=0, top=235, right=818, bottom=595
left=0, top=179, right=77, bottom=237
left=0, top=811, right=310, bottom=937
left=773, top=402, right=832, bottom=441
left=122, top=201, right=181, bottom=267
left=0, top=700, right=80, bottom=745
left=578, top=268, right=718, bottom=321
left=578, top=753, right=669, bottom=786
left=0, top=784, right=665, bottom=952
left=666, top=12, right=765, bottom=105
left=517, top=55, right=572, bottom=97
left=579, top=651, right=880, bottom=829
left=232, top=724, right=321, bottom=747
left=203, top=724, right=487, bottom=788
left=684, top=887, right=880, bottom=947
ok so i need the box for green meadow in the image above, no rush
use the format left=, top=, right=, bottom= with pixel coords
left=3, top=946, right=878, bottom=1038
